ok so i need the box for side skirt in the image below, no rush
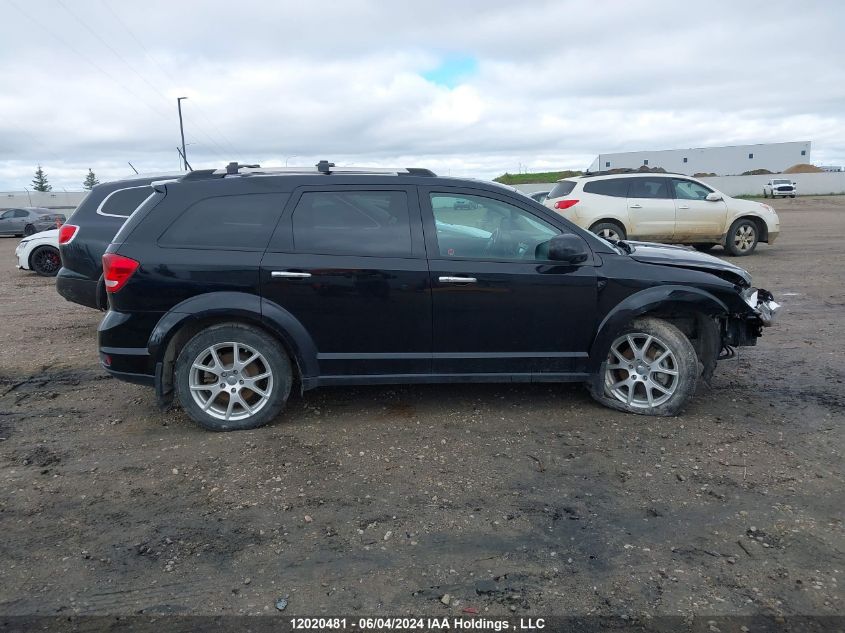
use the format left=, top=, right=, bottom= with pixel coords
left=302, top=372, right=590, bottom=390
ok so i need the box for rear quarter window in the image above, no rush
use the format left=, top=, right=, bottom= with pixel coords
left=583, top=178, right=630, bottom=197
left=548, top=181, right=576, bottom=199
left=158, top=193, right=287, bottom=251
left=99, top=186, right=154, bottom=217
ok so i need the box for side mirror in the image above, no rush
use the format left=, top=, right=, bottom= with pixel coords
left=705, top=192, right=722, bottom=201
left=546, top=234, right=589, bottom=264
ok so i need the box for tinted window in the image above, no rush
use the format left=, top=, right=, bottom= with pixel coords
left=292, top=191, right=412, bottom=257
left=548, top=181, right=576, bottom=199
left=16, top=209, right=30, bottom=218
left=628, top=177, right=671, bottom=199
left=100, top=186, right=153, bottom=217
left=159, top=193, right=285, bottom=250
left=672, top=179, right=713, bottom=200
left=0, top=210, right=15, bottom=219
left=430, top=193, right=559, bottom=261
left=583, top=178, right=630, bottom=197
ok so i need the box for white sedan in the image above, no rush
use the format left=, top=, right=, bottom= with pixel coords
left=15, top=228, right=62, bottom=276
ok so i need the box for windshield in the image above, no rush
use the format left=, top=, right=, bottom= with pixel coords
left=772, top=179, right=791, bottom=185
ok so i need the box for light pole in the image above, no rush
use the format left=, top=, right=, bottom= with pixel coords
left=285, top=155, right=298, bottom=167
left=177, top=97, right=188, bottom=171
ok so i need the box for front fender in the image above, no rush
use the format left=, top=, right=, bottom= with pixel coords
left=588, top=285, right=729, bottom=379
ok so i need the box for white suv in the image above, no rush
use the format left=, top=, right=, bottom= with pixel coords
left=544, top=173, right=780, bottom=256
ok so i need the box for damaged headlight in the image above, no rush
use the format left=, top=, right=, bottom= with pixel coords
left=741, top=288, right=759, bottom=310
left=743, top=287, right=781, bottom=326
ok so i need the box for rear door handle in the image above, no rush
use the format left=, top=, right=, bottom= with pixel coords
left=438, top=276, right=477, bottom=284
left=271, top=271, right=312, bottom=279
left=677, top=205, right=690, bottom=209
left=629, top=203, right=642, bottom=209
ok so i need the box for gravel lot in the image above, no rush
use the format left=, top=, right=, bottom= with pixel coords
left=0, top=196, right=842, bottom=618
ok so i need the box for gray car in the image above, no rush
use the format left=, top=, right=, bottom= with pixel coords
left=0, top=207, right=66, bottom=236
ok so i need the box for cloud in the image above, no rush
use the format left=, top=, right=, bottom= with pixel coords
left=0, top=0, right=843, bottom=190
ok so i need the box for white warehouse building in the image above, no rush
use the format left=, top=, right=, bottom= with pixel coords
left=587, top=141, right=812, bottom=176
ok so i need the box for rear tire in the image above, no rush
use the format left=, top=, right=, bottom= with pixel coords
left=590, top=221, right=627, bottom=241
left=589, top=317, right=698, bottom=416
left=23, top=224, right=35, bottom=236
left=29, top=245, right=61, bottom=277
left=174, top=323, right=292, bottom=431
left=725, top=218, right=759, bottom=256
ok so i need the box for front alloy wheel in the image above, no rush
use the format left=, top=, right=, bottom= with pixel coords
left=30, top=245, right=61, bottom=276
left=591, top=317, right=698, bottom=416
left=726, top=219, right=759, bottom=256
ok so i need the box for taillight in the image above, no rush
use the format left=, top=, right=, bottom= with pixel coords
left=102, top=253, right=140, bottom=293
left=554, top=199, right=579, bottom=210
left=58, top=224, right=79, bottom=244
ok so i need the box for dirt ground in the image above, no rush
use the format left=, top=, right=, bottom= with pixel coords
left=0, top=196, right=842, bottom=619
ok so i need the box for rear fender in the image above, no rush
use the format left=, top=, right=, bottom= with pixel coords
left=588, top=285, right=729, bottom=389
left=148, top=292, right=319, bottom=403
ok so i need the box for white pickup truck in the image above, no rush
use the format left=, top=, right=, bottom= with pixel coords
left=763, top=178, right=797, bottom=198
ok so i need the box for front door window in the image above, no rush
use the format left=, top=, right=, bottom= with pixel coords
left=429, top=193, right=560, bottom=261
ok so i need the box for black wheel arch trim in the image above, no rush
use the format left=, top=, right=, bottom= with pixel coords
left=146, top=291, right=319, bottom=387
left=587, top=285, right=729, bottom=390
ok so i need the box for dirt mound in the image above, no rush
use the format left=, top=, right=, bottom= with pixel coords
left=784, top=163, right=824, bottom=174
left=694, top=172, right=717, bottom=177
left=742, top=169, right=773, bottom=176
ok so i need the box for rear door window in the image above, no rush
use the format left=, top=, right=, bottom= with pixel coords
left=291, top=191, right=413, bottom=257
left=583, top=178, right=630, bottom=197
left=99, top=186, right=154, bottom=217
left=628, top=177, right=671, bottom=199
left=158, top=193, right=286, bottom=250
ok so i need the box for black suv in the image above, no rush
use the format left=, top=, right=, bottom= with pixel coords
left=57, top=175, right=178, bottom=310
left=98, top=162, right=779, bottom=430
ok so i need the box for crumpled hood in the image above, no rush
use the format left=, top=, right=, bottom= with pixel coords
left=626, top=241, right=752, bottom=287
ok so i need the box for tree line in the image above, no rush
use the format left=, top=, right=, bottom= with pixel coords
left=29, top=165, right=101, bottom=192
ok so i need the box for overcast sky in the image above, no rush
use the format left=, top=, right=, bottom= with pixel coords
left=1, top=0, right=844, bottom=190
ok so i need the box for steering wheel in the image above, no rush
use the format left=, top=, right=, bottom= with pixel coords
left=484, top=227, right=502, bottom=255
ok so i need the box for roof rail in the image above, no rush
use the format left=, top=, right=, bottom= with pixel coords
left=581, top=168, right=686, bottom=178
left=199, top=160, right=437, bottom=178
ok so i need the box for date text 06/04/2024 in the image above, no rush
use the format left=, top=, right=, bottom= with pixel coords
left=289, top=617, right=547, bottom=630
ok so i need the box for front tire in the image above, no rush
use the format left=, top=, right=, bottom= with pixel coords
left=174, top=323, right=292, bottom=431
left=590, top=221, right=627, bottom=241
left=590, top=317, right=698, bottom=416
left=29, top=245, right=61, bottom=277
left=725, top=218, right=759, bottom=256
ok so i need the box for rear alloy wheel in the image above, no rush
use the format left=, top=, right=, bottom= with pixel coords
left=725, top=218, right=759, bottom=256
left=590, top=317, right=698, bottom=416
left=23, top=224, right=36, bottom=236
left=590, top=221, right=626, bottom=242
left=175, top=324, right=292, bottom=431
left=30, top=245, right=61, bottom=277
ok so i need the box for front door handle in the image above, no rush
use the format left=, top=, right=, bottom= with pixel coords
left=438, top=276, right=477, bottom=284
left=677, top=205, right=690, bottom=209
left=629, top=203, right=642, bottom=209
left=271, top=271, right=312, bottom=279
